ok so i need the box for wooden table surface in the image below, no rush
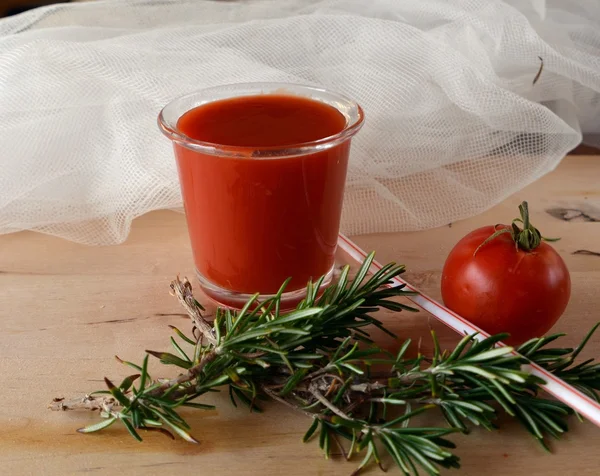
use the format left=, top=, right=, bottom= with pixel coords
left=1, top=155, right=599, bottom=475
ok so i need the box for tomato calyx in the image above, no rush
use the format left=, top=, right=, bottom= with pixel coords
left=474, top=201, right=559, bottom=256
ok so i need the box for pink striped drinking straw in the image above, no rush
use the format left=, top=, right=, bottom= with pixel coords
left=337, top=233, right=600, bottom=428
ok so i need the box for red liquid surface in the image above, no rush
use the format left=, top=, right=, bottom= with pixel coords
left=174, top=94, right=350, bottom=295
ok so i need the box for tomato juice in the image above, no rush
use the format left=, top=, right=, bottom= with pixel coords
left=159, top=84, right=364, bottom=307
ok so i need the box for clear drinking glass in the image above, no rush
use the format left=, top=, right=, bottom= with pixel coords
left=158, top=82, right=364, bottom=308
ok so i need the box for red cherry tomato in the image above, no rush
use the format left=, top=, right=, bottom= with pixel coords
left=441, top=205, right=571, bottom=345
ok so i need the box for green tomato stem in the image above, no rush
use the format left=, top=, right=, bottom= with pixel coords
left=473, top=201, right=560, bottom=256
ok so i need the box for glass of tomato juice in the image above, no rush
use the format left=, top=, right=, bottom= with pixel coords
left=158, top=83, right=364, bottom=308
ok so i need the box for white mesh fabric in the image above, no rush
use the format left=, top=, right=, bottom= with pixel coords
left=0, top=0, right=598, bottom=244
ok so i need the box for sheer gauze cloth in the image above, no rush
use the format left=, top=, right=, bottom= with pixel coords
left=1, top=0, right=599, bottom=245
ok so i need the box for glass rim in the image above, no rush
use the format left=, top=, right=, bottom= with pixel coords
left=157, top=82, right=365, bottom=159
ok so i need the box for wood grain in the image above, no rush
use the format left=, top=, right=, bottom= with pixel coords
left=1, top=156, right=599, bottom=475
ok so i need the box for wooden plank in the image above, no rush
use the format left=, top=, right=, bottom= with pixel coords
left=1, top=155, right=599, bottom=475
left=571, top=142, right=600, bottom=155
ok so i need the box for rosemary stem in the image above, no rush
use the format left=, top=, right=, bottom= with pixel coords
left=170, top=277, right=217, bottom=345
left=309, top=384, right=355, bottom=421
left=261, top=385, right=323, bottom=420
left=147, top=349, right=219, bottom=397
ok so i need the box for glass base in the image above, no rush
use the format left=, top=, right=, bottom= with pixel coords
left=196, top=265, right=335, bottom=310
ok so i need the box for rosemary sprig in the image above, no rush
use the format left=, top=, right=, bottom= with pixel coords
left=50, top=253, right=600, bottom=475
